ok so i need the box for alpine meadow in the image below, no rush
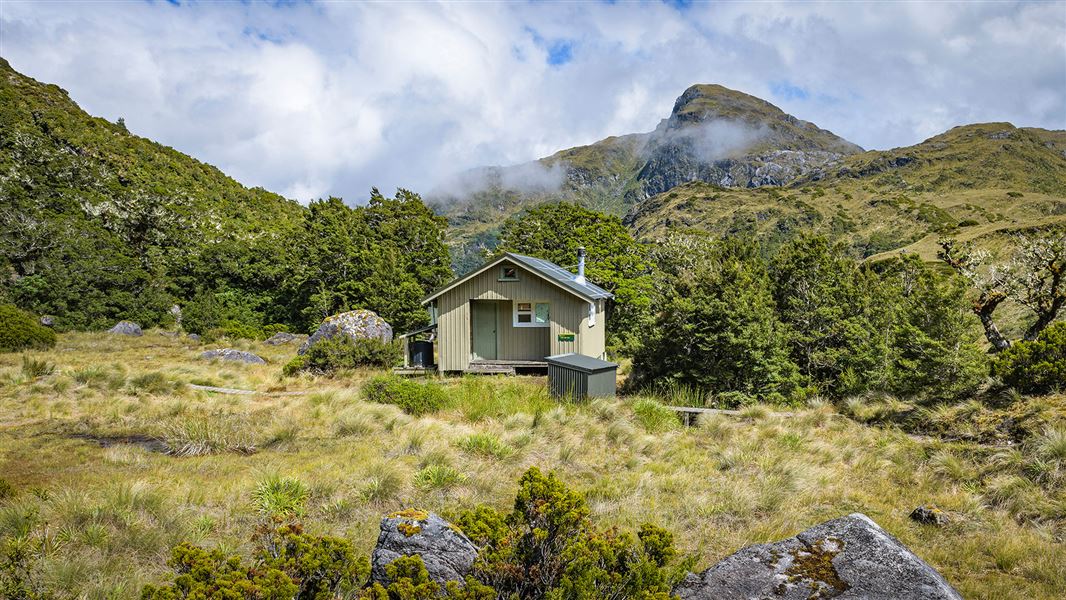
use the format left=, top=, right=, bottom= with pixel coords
left=1, top=3, right=1065, bottom=600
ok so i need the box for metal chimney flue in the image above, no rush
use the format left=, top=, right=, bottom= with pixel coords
left=576, top=247, right=586, bottom=284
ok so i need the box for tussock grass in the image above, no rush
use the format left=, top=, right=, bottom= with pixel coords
left=1, top=332, right=1065, bottom=599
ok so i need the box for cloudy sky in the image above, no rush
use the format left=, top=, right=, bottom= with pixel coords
left=2, top=0, right=1064, bottom=203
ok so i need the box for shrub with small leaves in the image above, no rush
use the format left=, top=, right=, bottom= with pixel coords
left=284, top=337, right=403, bottom=376
left=359, top=555, right=495, bottom=599
left=993, top=322, right=1066, bottom=394
left=140, top=542, right=297, bottom=600
left=362, top=375, right=448, bottom=416
left=255, top=519, right=369, bottom=600
left=462, top=467, right=688, bottom=599
left=0, top=305, right=55, bottom=354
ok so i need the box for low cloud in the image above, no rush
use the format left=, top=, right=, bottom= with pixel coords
left=649, top=120, right=768, bottom=164
left=429, top=160, right=567, bottom=201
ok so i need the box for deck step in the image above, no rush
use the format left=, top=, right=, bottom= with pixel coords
left=465, top=364, right=517, bottom=375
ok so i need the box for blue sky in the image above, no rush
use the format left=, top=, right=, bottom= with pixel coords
left=1, top=0, right=1064, bottom=203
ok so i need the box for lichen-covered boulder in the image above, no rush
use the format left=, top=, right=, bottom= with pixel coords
left=265, top=332, right=300, bottom=346
left=675, top=513, right=962, bottom=600
left=39, top=316, right=55, bottom=328
left=108, top=321, right=142, bottom=336
left=298, top=310, right=392, bottom=355
left=200, top=349, right=266, bottom=364
left=371, top=509, right=477, bottom=586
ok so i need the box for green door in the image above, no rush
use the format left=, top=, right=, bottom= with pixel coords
left=471, top=301, right=498, bottom=360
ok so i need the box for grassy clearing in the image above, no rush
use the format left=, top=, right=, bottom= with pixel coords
left=0, top=332, right=1064, bottom=599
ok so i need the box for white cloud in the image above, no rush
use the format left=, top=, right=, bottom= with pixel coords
left=1, top=0, right=1062, bottom=203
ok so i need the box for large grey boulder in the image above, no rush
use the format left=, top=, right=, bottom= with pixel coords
left=371, top=510, right=477, bottom=586
left=298, top=309, right=392, bottom=355
left=200, top=349, right=266, bottom=365
left=108, top=321, right=143, bottom=336
left=675, top=513, right=962, bottom=600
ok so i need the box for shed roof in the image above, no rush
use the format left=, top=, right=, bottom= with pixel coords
left=545, top=352, right=618, bottom=373
left=422, top=252, right=613, bottom=304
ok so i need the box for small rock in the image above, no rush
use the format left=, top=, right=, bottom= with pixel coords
left=39, top=316, right=55, bottom=327
left=675, top=513, right=962, bottom=600
left=187, top=333, right=201, bottom=342
left=299, top=309, right=393, bottom=355
left=108, top=321, right=143, bottom=336
left=371, top=509, right=477, bottom=586
left=910, top=505, right=948, bottom=526
left=200, top=349, right=266, bottom=364
left=264, top=332, right=299, bottom=346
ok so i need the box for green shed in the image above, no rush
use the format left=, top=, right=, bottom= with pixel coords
left=546, top=353, right=618, bottom=400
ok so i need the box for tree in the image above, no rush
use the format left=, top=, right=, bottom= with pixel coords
left=770, top=234, right=889, bottom=396
left=939, top=229, right=1066, bottom=350
left=285, top=190, right=452, bottom=333
left=495, top=202, right=654, bottom=348
left=878, top=255, right=988, bottom=399
left=629, top=238, right=802, bottom=402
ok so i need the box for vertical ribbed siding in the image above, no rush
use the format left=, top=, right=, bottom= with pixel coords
left=548, top=363, right=586, bottom=399
left=435, top=260, right=607, bottom=371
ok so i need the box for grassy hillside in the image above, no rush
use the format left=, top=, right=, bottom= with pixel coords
left=625, top=123, right=1066, bottom=262
left=0, top=332, right=1063, bottom=598
left=0, top=58, right=305, bottom=328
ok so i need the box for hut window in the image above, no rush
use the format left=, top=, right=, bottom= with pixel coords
left=514, top=301, right=549, bottom=327
left=588, top=301, right=596, bottom=327
left=500, top=266, right=519, bottom=281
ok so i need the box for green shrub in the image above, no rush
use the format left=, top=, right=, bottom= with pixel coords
left=255, top=520, right=369, bottom=600
left=284, top=337, right=402, bottom=376
left=993, top=322, right=1066, bottom=394
left=460, top=467, right=689, bottom=599
left=0, top=305, right=56, bottom=353
left=141, top=542, right=297, bottom=600
left=361, top=555, right=495, bottom=599
left=144, top=520, right=368, bottom=600
left=362, top=375, right=448, bottom=416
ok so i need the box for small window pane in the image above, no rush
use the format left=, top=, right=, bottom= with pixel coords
left=534, top=303, right=550, bottom=324
left=501, top=267, right=517, bottom=280
left=517, top=302, right=531, bottom=312
left=517, top=313, right=532, bottom=323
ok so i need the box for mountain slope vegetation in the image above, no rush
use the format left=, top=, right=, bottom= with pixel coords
left=436, top=85, right=1065, bottom=271
left=0, top=59, right=450, bottom=333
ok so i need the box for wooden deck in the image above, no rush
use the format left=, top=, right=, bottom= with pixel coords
left=464, top=359, right=548, bottom=376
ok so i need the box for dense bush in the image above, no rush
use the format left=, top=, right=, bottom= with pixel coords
left=630, top=238, right=803, bottom=402
left=0, top=305, right=56, bottom=353
left=632, top=234, right=987, bottom=403
left=361, top=555, right=494, bottom=599
left=143, top=520, right=367, bottom=600
left=361, top=375, right=448, bottom=416
left=993, top=322, right=1066, bottom=394
left=455, top=467, right=689, bottom=599
left=284, top=338, right=403, bottom=376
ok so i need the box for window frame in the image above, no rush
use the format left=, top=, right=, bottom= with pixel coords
left=499, top=265, right=519, bottom=281
left=513, top=300, right=550, bottom=328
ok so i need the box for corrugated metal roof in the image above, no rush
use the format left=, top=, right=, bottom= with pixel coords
left=422, top=252, right=614, bottom=303
left=506, top=253, right=613, bottom=300
left=546, top=352, right=618, bottom=373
